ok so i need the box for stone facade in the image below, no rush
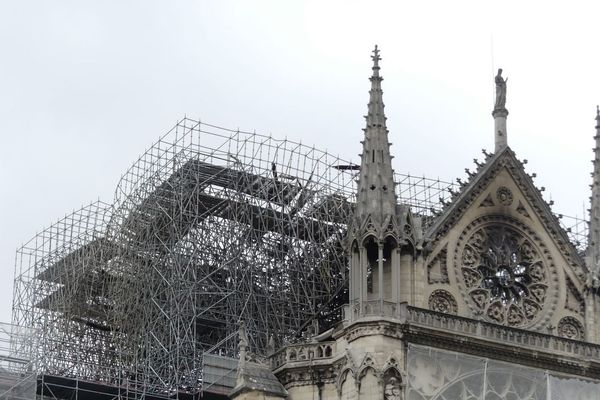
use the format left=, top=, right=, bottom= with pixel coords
left=231, top=47, right=600, bottom=400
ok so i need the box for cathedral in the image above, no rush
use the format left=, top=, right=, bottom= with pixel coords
left=230, top=47, right=600, bottom=400
left=10, top=46, right=600, bottom=400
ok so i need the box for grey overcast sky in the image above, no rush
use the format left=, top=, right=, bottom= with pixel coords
left=0, top=1, right=598, bottom=324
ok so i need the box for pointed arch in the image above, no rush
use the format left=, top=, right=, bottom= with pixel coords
left=337, top=367, right=357, bottom=399
left=358, top=367, right=381, bottom=400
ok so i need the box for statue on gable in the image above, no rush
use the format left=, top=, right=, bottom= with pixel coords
left=494, top=68, right=508, bottom=111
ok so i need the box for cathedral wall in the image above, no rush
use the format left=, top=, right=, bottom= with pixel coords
left=340, top=372, right=356, bottom=400
left=321, top=382, right=338, bottom=400
left=399, top=252, right=412, bottom=304
left=233, top=390, right=287, bottom=400
left=358, top=369, right=379, bottom=400
left=287, top=384, right=318, bottom=400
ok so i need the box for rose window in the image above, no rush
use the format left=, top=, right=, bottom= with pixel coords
left=460, top=224, right=548, bottom=327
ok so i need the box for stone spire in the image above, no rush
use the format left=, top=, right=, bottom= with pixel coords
left=355, top=45, right=398, bottom=224
left=347, top=46, right=407, bottom=321
left=587, top=106, right=600, bottom=279
left=492, top=68, right=509, bottom=152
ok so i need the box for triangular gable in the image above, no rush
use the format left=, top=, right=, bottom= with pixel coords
left=426, top=146, right=586, bottom=279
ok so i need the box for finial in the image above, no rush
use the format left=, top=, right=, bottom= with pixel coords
left=596, top=105, right=599, bottom=120
left=371, top=45, right=381, bottom=75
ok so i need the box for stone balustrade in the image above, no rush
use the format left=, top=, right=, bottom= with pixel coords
left=405, top=305, right=600, bottom=359
left=344, top=300, right=402, bottom=321
left=270, top=341, right=336, bottom=369
left=273, top=304, right=600, bottom=372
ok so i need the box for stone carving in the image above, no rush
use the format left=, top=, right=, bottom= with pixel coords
left=557, top=317, right=584, bottom=340
left=494, top=68, right=507, bottom=111
left=479, top=193, right=495, bottom=207
left=565, top=277, right=585, bottom=315
left=428, top=289, right=458, bottom=315
left=516, top=201, right=531, bottom=218
left=427, top=244, right=449, bottom=284
left=384, top=376, right=402, bottom=400
left=457, top=219, right=554, bottom=328
left=496, top=186, right=513, bottom=206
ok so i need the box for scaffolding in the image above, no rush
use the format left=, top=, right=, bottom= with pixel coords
left=12, top=118, right=581, bottom=398
left=0, top=323, right=36, bottom=400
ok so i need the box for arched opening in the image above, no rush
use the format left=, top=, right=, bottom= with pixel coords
left=365, top=237, right=378, bottom=297
left=383, top=368, right=402, bottom=400
left=382, top=236, right=397, bottom=300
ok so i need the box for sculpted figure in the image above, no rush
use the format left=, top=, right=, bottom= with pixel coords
left=494, top=68, right=507, bottom=110
left=384, top=377, right=402, bottom=400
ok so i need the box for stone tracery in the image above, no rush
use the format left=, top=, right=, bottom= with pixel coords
left=457, top=218, right=555, bottom=328
left=557, top=316, right=584, bottom=340
left=428, top=290, right=457, bottom=315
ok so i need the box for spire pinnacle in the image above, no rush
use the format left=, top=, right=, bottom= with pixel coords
left=371, top=45, right=381, bottom=76
left=347, top=48, right=405, bottom=319
left=588, top=106, right=600, bottom=277
left=355, top=46, right=398, bottom=223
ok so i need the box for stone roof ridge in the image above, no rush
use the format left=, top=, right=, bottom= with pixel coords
left=425, top=146, right=585, bottom=277
left=425, top=147, right=505, bottom=238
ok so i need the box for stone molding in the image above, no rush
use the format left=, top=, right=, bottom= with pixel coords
left=405, top=306, right=600, bottom=378
left=272, top=305, right=600, bottom=384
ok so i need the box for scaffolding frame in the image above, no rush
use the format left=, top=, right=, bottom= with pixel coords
left=11, top=118, right=584, bottom=398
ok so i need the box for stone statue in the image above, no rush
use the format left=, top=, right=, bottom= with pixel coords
left=384, top=377, right=402, bottom=400
left=494, top=68, right=507, bottom=111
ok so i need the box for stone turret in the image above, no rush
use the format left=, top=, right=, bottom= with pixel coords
left=347, top=46, right=414, bottom=320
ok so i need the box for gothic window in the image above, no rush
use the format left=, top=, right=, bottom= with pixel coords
left=456, top=217, right=556, bottom=328
left=406, top=345, right=548, bottom=400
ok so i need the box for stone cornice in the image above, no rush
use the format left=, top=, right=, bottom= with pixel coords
left=405, top=306, right=600, bottom=378
left=271, top=305, right=600, bottom=381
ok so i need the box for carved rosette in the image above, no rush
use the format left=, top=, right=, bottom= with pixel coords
left=496, top=186, right=513, bottom=206
left=455, top=216, right=557, bottom=329
left=557, top=317, right=584, bottom=340
left=428, top=290, right=458, bottom=315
